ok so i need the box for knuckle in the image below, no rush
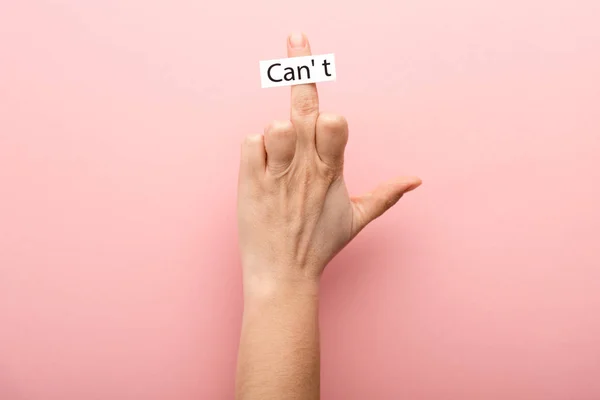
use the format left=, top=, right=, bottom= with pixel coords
left=318, top=113, right=348, bottom=131
left=242, top=134, right=263, bottom=147
left=264, top=120, right=294, bottom=136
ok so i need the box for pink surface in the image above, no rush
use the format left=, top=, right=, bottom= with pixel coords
left=1, top=0, right=599, bottom=399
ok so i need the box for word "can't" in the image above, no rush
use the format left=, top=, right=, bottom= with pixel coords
left=259, top=53, right=336, bottom=89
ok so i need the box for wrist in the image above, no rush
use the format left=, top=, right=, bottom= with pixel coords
left=242, top=269, right=321, bottom=305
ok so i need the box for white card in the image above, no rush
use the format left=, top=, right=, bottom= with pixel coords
left=259, top=53, right=336, bottom=89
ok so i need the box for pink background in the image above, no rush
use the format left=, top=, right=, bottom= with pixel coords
left=1, top=0, right=599, bottom=399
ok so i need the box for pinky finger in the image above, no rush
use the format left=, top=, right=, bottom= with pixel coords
left=239, top=134, right=266, bottom=179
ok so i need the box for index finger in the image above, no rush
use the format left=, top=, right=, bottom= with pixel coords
left=287, top=32, right=319, bottom=122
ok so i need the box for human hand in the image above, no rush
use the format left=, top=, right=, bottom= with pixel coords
left=237, top=33, right=421, bottom=295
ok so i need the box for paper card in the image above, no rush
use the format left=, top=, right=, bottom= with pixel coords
left=259, top=53, right=336, bottom=89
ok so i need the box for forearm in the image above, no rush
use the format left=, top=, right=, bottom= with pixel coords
left=235, top=277, right=321, bottom=400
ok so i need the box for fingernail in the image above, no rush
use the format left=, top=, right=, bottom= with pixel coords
left=288, top=32, right=306, bottom=49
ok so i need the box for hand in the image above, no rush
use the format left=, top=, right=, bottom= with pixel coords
left=237, top=33, right=421, bottom=294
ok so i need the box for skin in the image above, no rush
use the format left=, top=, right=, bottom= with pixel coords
left=236, top=32, right=421, bottom=400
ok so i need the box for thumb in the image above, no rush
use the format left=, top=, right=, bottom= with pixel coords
left=351, top=176, right=422, bottom=235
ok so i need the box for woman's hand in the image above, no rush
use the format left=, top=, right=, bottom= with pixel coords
left=237, top=32, right=421, bottom=294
